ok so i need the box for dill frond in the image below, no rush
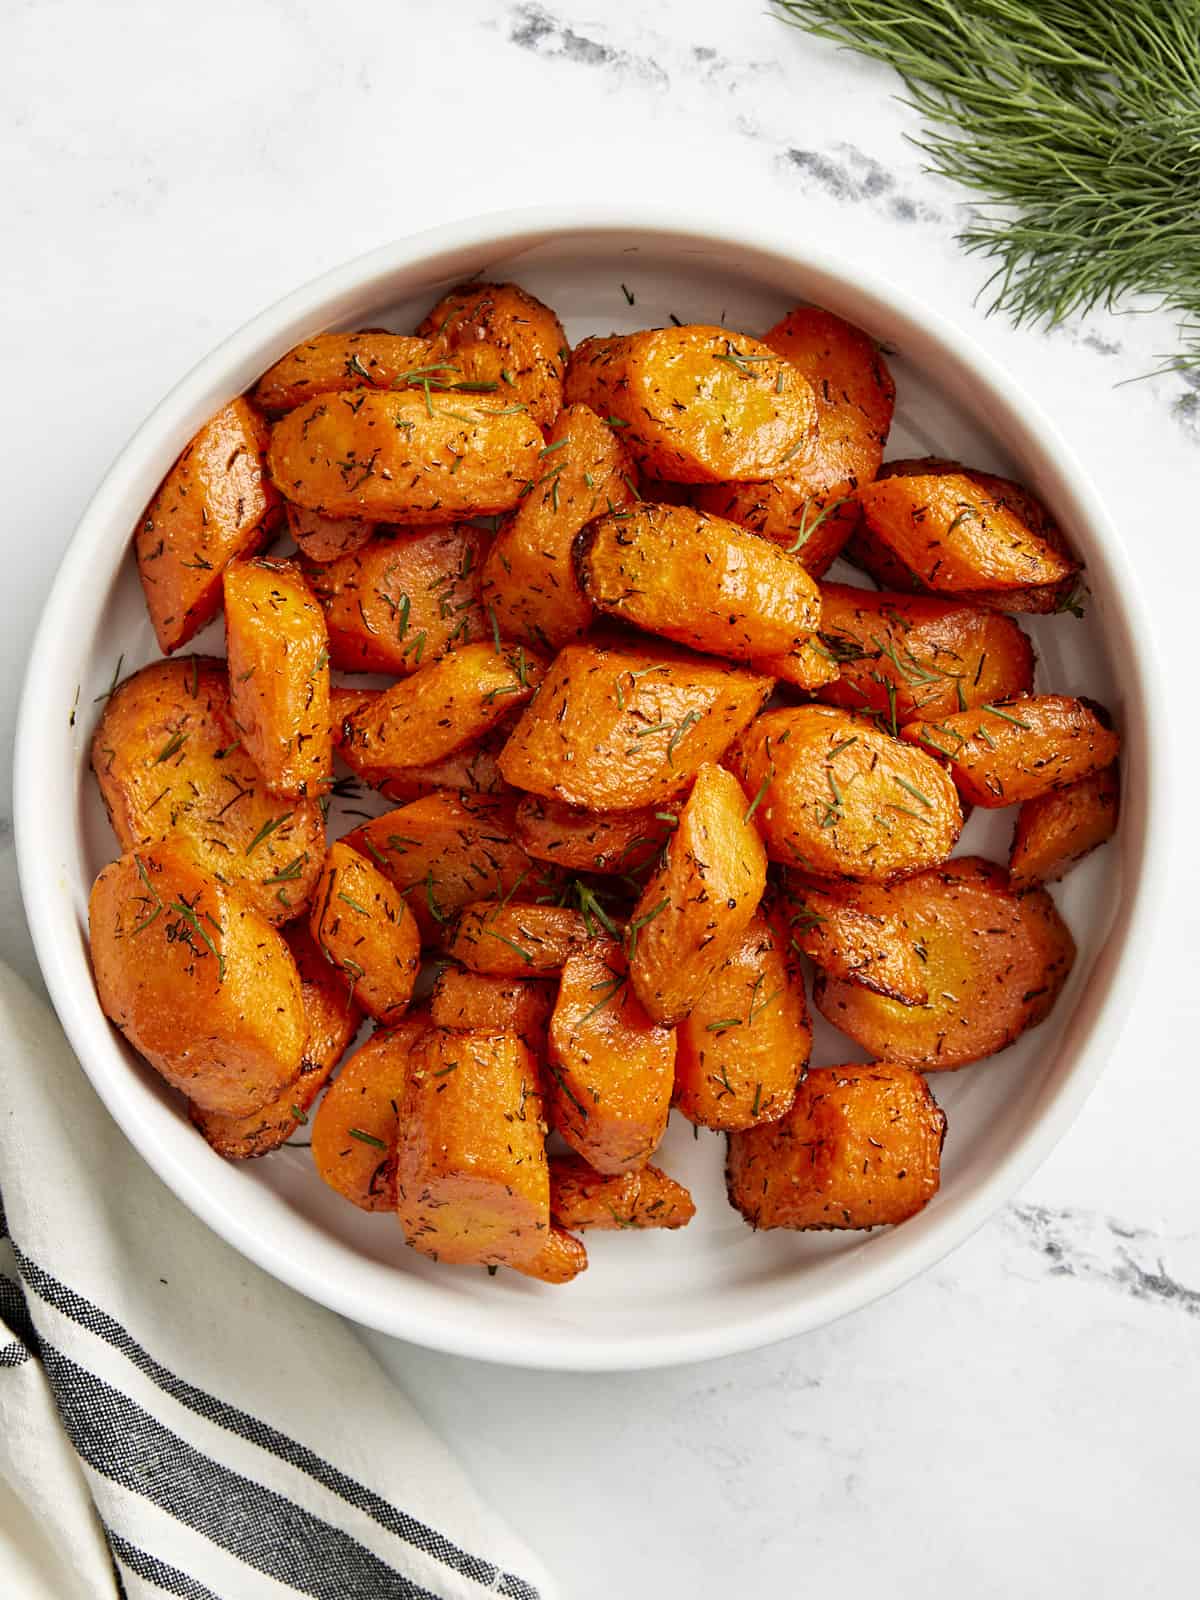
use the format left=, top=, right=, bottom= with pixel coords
left=774, top=0, right=1200, bottom=373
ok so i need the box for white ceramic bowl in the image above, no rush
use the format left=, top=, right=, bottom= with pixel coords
left=15, top=207, right=1166, bottom=1371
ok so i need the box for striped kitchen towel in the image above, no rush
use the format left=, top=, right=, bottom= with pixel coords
left=0, top=963, right=555, bottom=1600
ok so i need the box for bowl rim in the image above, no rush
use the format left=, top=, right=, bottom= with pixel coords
left=14, top=203, right=1170, bottom=1370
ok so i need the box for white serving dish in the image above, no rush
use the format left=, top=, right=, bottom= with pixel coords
left=14, top=207, right=1166, bottom=1371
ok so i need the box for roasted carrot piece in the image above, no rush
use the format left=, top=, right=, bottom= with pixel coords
left=397, top=1027, right=581, bottom=1282
left=91, top=657, right=325, bottom=925
left=578, top=502, right=821, bottom=661
left=309, top=841, right=420, bottom=1023
left=844, top=459, right=1082, bottom=614
left=549, top=1155, right=695, bottom=1231
left=814, top=583, right=1035, bottom=725
left=1009, top=763, right=1119, bottom=886
left=88, top=845, right=305, bottom=1119
left=513, top=795, right=679, bottom=877
left=693, top=306, right=895, bottom=574
left=901, top=694, right=1119, bottom=808
left=285, top=502, right=375, bottom=565
left=268, top=391, right=543, bottom=523
left=254, top=330, right=434, bottom=413
left=447, top=901, right=591, bottom=977
left=224, top=557, right=331, bottom=797
left=547, top=940, right=675, bottom=1174
left=331, top=689, right=514, bottom=802
left=627, top=763, right=767, bottom=1026
left=855, top=470, right=1076, bottom=596
left=417, top=281, right=568, bottom=431
left=305, top=524, right=488, bottom=675
left=565, top=326, right=817, bottom=483
left=341, top=642, right=542, bottom=771
left=137, top=397, right=282, bottom=653
left=813, top=857, right=1075, bottom=1070
left=429, top=967, right=555, bottom=1057
left=726, top=1065, right=946, bottom=1229
left=344, top=793, right=548, bottom=943
left=190, top=923, right=363, bottom=1159
left=777, top=873, right=929, bottom=1005
left=481, top=403, right=637, bottom=649
left=497, top=638, right=772, bottom=811
left=522, top=1229, right=589, bottom=1284
left=674, top=910, right=811, bottom=1131
left=729, top=705, right=962, bottom=881
left=753, top=636, right=842, bottom=692
left=311, top=1018, right=428, bottom=1211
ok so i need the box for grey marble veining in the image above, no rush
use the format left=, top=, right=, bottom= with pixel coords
left=508, top=1, right=672, bottom=87
left=1006, top=1205, right=1200, bottom=1315
left=4, top=1, right=1198, bottom=1594
left=776, top=142, right=944, bottom=223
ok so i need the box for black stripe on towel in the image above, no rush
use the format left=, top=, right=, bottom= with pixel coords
left=0, top=1338, right=32, bottom=1366
left=0, top=1271, right=39, bottom=1355
left=110, top=1542, right=130, bottom=1600
left=106, top=1530, right=225, bottom=1600
left=14, top=1244, right=539, bottom=1600
left=41, top=1344, right=437, bottom=1600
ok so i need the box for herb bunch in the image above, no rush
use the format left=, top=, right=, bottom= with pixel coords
left=774, top=0, right=1200, bottom=372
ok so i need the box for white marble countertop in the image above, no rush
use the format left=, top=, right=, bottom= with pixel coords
left=5, top=1, right=1199, bottom=1594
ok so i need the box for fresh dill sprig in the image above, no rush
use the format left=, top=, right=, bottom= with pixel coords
left=774, top=0, right=1200, bottom=373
